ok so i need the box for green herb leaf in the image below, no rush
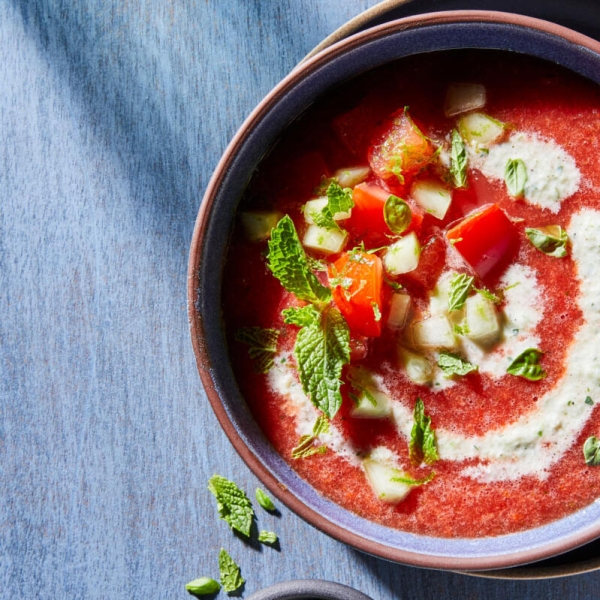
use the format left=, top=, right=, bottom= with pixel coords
left=234, top=327, right=279, bottom=373
left=312, top=182, right=354, bottom=230
left=258, top=530, right=278, bottom=545
left=267, top=215, right=332, bottom=304
left=505, top=158, right=528, bottom=198
left=294, top=308, right=350, bottom=419
left=437, top=352, right=478, bottom=376
left=506, top=348, right=547, bottom=381
left=474, top=286, right=502, bottom=304
left=409, top=398, right=439, bottom=465
left=453, top=321, right=469, bottom=336
left=448, top=273, right=474, bottom=311
left=218, top=548, right=244, bottom=593
left=185, top=577, right=221, bottom=596
left=291, top=416, right=329, bottom=459
left=586, top=396, right=595, bottom=406
left=372, top=302, right=382, bottom=322
left=390, top=471, right=436, bottom=486
left=208, top=475, right=254, bottom=537
left=450, top=129, right=467, bottom=188
left=584, top=436, right=600, bottom=466
left=255, top=488, right=276, bottom=512
left=312, top=414, right=330, bottom=435
left=525, top=226, right=569, bottom=258
left=282, top=304, right=321, bottom=327
left=384, top=194, right=412, bottom=234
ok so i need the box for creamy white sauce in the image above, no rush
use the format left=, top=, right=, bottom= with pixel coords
left=474, top=132, right=580, bottom=213
left=268, top=211, right=600, bottom=482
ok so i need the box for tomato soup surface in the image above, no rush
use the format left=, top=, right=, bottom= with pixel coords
left=222, top=50, right=600, bottom=538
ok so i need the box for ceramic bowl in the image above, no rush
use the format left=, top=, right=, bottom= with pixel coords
left=245, top=579, right=373, bottom=600
left=188, top=11, right=600, bottom=570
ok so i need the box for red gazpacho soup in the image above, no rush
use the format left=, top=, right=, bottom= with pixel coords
left=222, top=51, right=600, bottom=538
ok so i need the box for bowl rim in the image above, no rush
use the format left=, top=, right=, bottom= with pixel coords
left=188, top=10, right=600, bottom=571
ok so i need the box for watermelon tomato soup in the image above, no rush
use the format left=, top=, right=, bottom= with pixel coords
left=221, top=50, right=600, bottom=538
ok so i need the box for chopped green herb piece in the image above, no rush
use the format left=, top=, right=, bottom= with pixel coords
left=219, top=548, right=244, bottom=593
left=450, top=129, right=468, bottom=188
left=506, top=348, right=546, bottom=381
left=312, top=415, right=330, bottom=436
left=234, top=327, right=279, bottom=373
left=292, top=416, right=329, bottom=459
left=586, top=396, right=595, bottom=406
left=448, top=273, right=474, bottom=311
left=384, top=194, right=412, bottom=234
left=437, top=352, right=478, bottom=376
left=208, top=475, right=254, bottom=537
left=294, top=308, right=350, bottom=419
left=282, top=304, right=321, bottom=327
left=526, top=226, right=569, bottom=258
left=453, top=321, right=469, bottom=336
left=390, top=471, right=435, bottom=486
left=307, top=256, right=328, bottom=272
left=255, top=488, right=276, bottom=512
left=267, top=215, right=331, bottom=304
left=258, top=530, right=278, bottom=545
left=474, top=286, right=502, bottom=304
left=312, top=182, right=354, bottom=230
left=372, top=302, right=382, bottom=322
left=185, top=577, right=221, bottom=597
left=409, top=398, right=438, bottom=465
left=505, top=158, right=528, bottom=198
left=584, top=436, right=600, bottom=466
left=384, top=276, right=403, bottom=291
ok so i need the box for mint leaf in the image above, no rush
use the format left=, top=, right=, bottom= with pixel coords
left=219, top=548, right=244, bottom=593
left=409, top=398, right=438, bottom=465
left=450, top=129, right=467, bottom=188
left=282, top=304, right=321, bottom=327
left=474, top=286, right=502, bottom=304
left=267, top=215, right=331, bottom=303
left=526, top=226, right=569, bottom=258
left=384, top=194, right=412, bottom=234
left=294, top=308, right=350, bottom=419
left=234, top=327, right=279, bottom=373
left=312, top=182, right=354, bottom=230
left=291, top=416, right=329, bottom=459
left=584, top=436, right=600, bottom=466
left=208, top=475, right=254, bottom=537
left=185, top=577, right=221, bottom=596
left=255, top=488, right=276, bottom=512
left=505, top=158, right=527, bottom=198
left=448, top=273, right=474, bottom=311
left=390, top=471, right=435, bottom=486
left=258, top=530, right=278, bottom=545
left=507, top=348, right=546, bottom=381
left=437, top=352, right=478, bottom=376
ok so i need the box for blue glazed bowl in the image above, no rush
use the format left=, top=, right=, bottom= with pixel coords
left=245, top=579, right=373, bottom=600
left=188, top=11, right=600, bottom=570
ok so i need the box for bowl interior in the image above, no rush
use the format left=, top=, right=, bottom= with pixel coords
left=189, top=11, right=600, bottom=570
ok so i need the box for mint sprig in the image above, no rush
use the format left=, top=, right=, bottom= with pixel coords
left=234, top=327, right=280, bottom=373
left=291, top=416, right=330, bottom=459
left=409, top=398, right=439, bottom=465
left=282, top=304, right=321, bottom=327
left=219, top=548, right=244, bottom=593
left=267, top=215, right=331, bottom=304
left=295, top=308, right=350, bottom=419
left=208, top=475, right=254, bottom=537
left=437, top=352, right=478, bottom=377
left=448, top=273, right=474, bottom=311
left=450, top=129, right=467, bottom=188
left=526, top=226, right=569, bottom=258
left=312, top=181, right=354, bottom=230
left=506, top=348, right=546, bottom=381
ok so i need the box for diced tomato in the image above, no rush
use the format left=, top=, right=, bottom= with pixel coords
left=328, top=250, right=384, bottom=338
left=368, top=108, right=437, bottom=189
left=347, top=182, right=423, bottom=246
left=446, top=204, right=516, bottom=278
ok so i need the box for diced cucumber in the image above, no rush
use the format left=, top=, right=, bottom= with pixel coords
left=428, top=272, right=454, bottom=316
left=303, top=224, right=347, bottom=254
left=240, top=211, right=281, bottom=241
left=303, top=197, right=352, bottom=224
left=411, top=180, right=452, bottom=220
left=387, top=293, right=411, bottom=329
left=334, top=166, right=370, bottom=188
left=399, top=347, right=433, bottom=385
left=351, top=387, right=392, bottom=419
left=412, top=314, right=457, bottom=350
left=444, top=83, right=487, bottom=117
left=465, top=293, right=501, bottom=345
left=458, top=112, right=505, bottom=149
left=384, top=232, right=421, bottom=275
left=363, top=458, right=413, bottom=504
